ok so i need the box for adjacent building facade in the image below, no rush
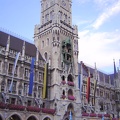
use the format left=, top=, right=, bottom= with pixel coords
left=0, top=0, right=120, bottom=120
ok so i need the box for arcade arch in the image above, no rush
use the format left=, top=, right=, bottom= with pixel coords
left=43, top=117, right=51, bottom=120
left=7, top=114, right=21, bottom=120
left=27, top=116, right=37, bottom=120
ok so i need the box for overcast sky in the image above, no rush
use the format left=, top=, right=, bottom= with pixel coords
left=0, top=0, right=120, bottom=73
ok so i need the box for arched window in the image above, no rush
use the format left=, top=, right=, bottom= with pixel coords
left=44, top=52, right=48, bottom=61
left=63, top=90, right=65, bottom=95
left=62, top=75, right=65, bottom=81
left=68, top=89, right=75, bottom=100
left=67, top=74, right=73, bottom=82
left=50, top=11, right=53, bottom=20
left=47, top=38, right=49, bottom=45
left=68, top=89, right=73, bottom=96
left=67, top=103, right=74, bottom=111
left=42, top=41, right=44, bottom=48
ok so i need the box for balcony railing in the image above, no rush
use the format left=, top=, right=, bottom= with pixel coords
left=26, top=106, right=41, bottom=112
left=82, top=113, right=110, bottom=118
left=0, top=102, right=7, bottom=109
left=42, top=108, right=56, bottom=115
left=61, top=81, right=66, bottom=85
left=61, top=95, right=66, bottom=99
left=67, top=81, right=74, bottom=86
left=0, top=102, right=55, bottom=115
left=68, top=95, right=75, bottom=101
left=8, top=104, right=26, bottom=111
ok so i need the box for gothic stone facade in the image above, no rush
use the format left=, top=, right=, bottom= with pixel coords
left=0, top=0, right=120, bottom=120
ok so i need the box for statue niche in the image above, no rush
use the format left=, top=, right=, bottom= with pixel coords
left=62, top=38, right=72, bottom=65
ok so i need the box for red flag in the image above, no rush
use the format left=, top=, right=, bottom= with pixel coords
left=86, top=71, right=90, bottom=103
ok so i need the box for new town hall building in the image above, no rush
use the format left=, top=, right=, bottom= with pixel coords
left=0, top=0, right=120, bottom=120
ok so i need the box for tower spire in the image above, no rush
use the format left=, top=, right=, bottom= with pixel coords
left=113, top=59, right=117, bottom=79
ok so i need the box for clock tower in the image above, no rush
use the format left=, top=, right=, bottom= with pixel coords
left=34, top=0, right=81, bottom=120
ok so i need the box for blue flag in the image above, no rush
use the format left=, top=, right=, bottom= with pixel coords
left=102, top=115, right=104, bottom=120
left=9, top=52, right=20, bottom=92
left=78, top=62, right=83, bottom=102
left=69, top=110, right=72, bottom=120
left=28, top=57, right=35, bottom=95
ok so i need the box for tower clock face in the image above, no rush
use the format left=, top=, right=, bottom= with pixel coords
left=62, top=0, right=66, bottom=6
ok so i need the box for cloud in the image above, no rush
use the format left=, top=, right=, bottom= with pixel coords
left=92, top=0, right=120, bottom=29
left=94, top=0, right=115, bottom=8
left=78, top=30, right=120, bottom=72
left=75, top=0, right=91, bottom=4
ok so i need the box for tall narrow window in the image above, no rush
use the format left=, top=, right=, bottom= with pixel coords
left=50, top=11, right=53, bottom=20
left=44, top=52, right=48, bottom=61
left=53, top=37, right=55, bottom=41
left=12, top=81, right=17, bottom=93
left=38, top=86, right=41, bottom=98
left=65, top=14, right=67, bottom=22
left=24, top=83, right=28, bottom=95
left=11, top=98, right=16, bottom=104
left=42, top=41, right=44, bottom=48
left=27, top=100, right=31, bottom=106
left=45, top=14, right=49, bottom=22
left=8, top=63, right=13, bottom=73
left=39, top=72, right=42, bottom=82
left=25, top=68, right=29, bottom=78
left=7, top=79, right=11, bottom=92
left=60, top=11, right=62, bottom=20
left=47, top=38, right=49, bottom=45
left=57, top=37, right=59, bottom=41
left=18, top=89, right=22, bottom=95
left=14, top=66, right=18, bottom=75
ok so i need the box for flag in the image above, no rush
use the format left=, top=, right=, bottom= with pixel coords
left=42, top=63, right=48, bottom=99
left=9, top=52, right=20, bottom=92
left=78, top=61, right=83, bottom=102
left=102, top=115, right=104, bottom=120
left=93, top=79, right=97, bottom=105
left=69, top=110, right=72, bottom=120
left=28, top=57, right=35, bottom=95
left=86, top=69, right=90, bottom=103
left=93, top=63, right=98, bottom=105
